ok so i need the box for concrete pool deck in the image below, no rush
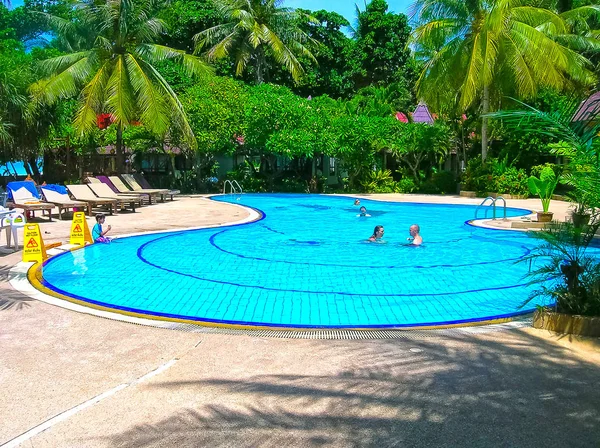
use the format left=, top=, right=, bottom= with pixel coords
left=1, top=194, right=599, bottom=447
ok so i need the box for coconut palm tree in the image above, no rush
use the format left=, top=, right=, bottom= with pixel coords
left=194, top=0, right=318, bottom=84
left=31, top=0, right=211, bottom=172
left=410, top=0, right=595, bottom=160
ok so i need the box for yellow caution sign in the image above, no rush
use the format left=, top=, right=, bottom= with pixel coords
left=69, top=212, right=93, bottom=246
left=22, top=224, right=47, bottom=263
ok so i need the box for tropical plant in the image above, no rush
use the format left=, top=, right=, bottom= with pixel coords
left=31, top=0, right=211, bottom=172
left=410, top=0, right=595, bottom=160
left=194, top=0, right=319, bottom=84
left=360, top=169, right=395, bottom=192
left=528, top=166, right=559, bottom=212
left=521, top=220, right=600, bottom=316
left=489, top=96, right=600, bottom=210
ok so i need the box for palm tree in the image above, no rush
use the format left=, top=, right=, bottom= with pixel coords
left=31, top=0, right=211, bottom=172
left=194, top=0, right=318, bottom=84
left=410, top=0, right=595, bottom=160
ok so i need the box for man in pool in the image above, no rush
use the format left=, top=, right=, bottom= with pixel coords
left=407, top=224, right=423, bottom=246
left=353, top=199, right=361, bottom=206
left=369, top=225, right=384, bottom=242
left=358, top=206, right=371, bottom=217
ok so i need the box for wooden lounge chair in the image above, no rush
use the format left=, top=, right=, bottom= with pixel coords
left=66, top=184, right=119, bottom=215
left=7, top=182, right=54, bottom=222
left=121, top=174, right=170, bottom=200
left=87, top=182, right=144, bottom=208
left=41, top=186, right=91, bottom=219
left=109, top=176, right=164, bottom=204
left=133, top=174, right=180, bottom=201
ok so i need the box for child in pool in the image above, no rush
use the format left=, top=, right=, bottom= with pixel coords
left=357, top=206, right=371, bottom=217
left=92, top=213, right=112, bottom=243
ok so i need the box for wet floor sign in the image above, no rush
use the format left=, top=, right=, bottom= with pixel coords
left=70, top=212, right=93, bottom=246
left=22, top=224, right=47, bottom=263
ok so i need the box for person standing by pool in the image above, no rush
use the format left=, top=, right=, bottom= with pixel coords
left=407, top=224, right=423, bottom=246
left=358, top=206, right=371, bottom=217
left=92, top=213, right=112, bottom=243
left=369, top=225, right=384, bottom=242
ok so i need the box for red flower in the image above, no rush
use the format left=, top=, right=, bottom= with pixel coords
left=97, top=113, right=113, bottom=129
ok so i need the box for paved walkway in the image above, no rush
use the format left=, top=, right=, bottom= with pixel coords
left=1, top=194, right=599, bottom=447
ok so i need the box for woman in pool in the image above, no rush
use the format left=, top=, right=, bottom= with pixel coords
left=368, top=225, right=384, bottom=242
left=358, top=206, right=371, bottom=217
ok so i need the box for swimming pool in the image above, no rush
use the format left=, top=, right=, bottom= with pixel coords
left=38, top=194, right=550, bottom=329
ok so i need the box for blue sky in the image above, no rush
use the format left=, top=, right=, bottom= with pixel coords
left=11, top=0, right=413, bottom=21
left=285, top=0, right=413, bottom=25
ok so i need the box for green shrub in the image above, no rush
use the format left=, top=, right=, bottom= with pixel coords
left=395, top=178, right=417, bottom=193
left=495, top=167, right=529, bottom=196
left=432, top=170, right=456, bottom=194
left=360, top=169, right=396, bottom=193
left=462, top=157, right=494, bottom=194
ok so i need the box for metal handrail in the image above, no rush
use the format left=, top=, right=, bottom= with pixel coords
left=493, top=196, right=507, bottom=220
left=474, top=196, right=507, bottom=220
left=223, top=180, right=234, bottom=194
left=232, top=180, right=243, bottom=194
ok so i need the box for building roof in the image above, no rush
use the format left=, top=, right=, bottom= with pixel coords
left=572, top=91, right=600, bottom=122
left=412, top=102, right=435, bottom=124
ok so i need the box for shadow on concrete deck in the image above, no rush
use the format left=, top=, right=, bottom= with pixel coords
left=102, top=331, right=600, bottom=447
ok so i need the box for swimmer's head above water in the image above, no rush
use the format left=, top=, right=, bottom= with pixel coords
left=369, top=225, right=384, bottom=241
left=407, top=224, right=423, bottom=245
left=354, top=199, right=361, bottom=206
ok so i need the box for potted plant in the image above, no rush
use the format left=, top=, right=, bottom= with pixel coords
left=520, top=220, right=600, bottom=336
left=528, top=166, right=559, bottom=222
left=567, top=189, right=594, bottom=228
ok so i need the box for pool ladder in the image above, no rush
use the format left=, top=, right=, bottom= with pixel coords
left=223, top=180, right=243, bottom=195
left=474, top=196, right=507, bottom=220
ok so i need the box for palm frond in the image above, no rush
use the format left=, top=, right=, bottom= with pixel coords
left=105, top=55, right=135, bottom=126
left=74, top=61, right=110, bottom=135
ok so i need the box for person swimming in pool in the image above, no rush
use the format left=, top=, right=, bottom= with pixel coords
left=407, top=224, right=423, bottom=246
left=357, top=206, right=371, bottom=217
left=353, top=199, right=361, bottom=206
left=368, top=225, right=384, bottom=242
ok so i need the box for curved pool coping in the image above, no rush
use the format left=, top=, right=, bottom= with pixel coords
left=15, top=194, right=539, bottom=333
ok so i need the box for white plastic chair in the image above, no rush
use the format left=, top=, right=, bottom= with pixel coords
left=0, top=210, right=26, bottom=250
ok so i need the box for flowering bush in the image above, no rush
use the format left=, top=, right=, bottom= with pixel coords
left=495, top=167, right=529, bottom=196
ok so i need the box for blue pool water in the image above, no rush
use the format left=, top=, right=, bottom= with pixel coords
left=40, top=194, right=551, bottom=328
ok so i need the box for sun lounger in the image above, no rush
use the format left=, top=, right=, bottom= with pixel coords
left=85, top=177, right=102, bottom=184
left=121, top=174, right=170, bottom=202
left=87, top=182, right=144, bottom=208
left=96, top=175, right=152, bottom=205
left=41, top=185, right=91, bottom=219
left=109, top=176, right=163, bottom=204
left=7, top=181, right=54, bottom=221
left=66, top=184, right=120, bottom=215
left=133, top=174, right=180, bottom=200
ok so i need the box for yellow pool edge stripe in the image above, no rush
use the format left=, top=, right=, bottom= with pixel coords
left=28, top=262, right=517, bottom=332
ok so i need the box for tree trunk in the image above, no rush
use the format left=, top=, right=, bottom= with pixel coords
left=28, top=157, right=41, bottom=181
left=116, top=122, right=124, bottom=174
left=256, top=46, right=266, bottom=84
left=481, top=84, right=490, bottom=161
